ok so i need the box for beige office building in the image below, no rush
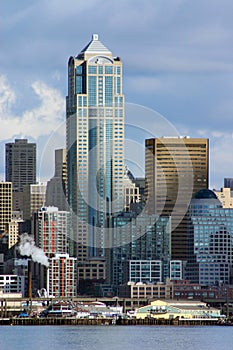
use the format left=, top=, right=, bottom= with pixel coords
left=0, top=182, right=12, bottom=233
left=213, top=187, right=233, bottom=208
left=22, top=182, right=47, bottom=220
left=145, top=137, right=209, bottom=260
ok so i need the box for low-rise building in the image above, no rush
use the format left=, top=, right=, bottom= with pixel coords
left=136, top=299, right=222, bottom=321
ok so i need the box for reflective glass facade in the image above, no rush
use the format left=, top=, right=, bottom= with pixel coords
left=66, top=35, right=124, bottom=263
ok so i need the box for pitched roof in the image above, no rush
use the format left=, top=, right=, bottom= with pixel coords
left=78, top=34, right=112, bottom=57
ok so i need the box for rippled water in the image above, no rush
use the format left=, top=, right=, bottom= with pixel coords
left=0, top=325, right=233, bottom=350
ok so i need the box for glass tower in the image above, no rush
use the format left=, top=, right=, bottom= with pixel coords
left=66, top=34, right=124, bottom=263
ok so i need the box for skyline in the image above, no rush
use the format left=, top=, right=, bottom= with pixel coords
left=1, top=0, right=233, bottom=189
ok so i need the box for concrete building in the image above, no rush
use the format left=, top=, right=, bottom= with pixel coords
left=8, top=219, right=24, bottom=249
left=145, top=137, right=209, bottom=261
left=0, top=182, right=12, bottom=233
left=0, top=275, right=25, bottom=295
left=49, top=253, right=77, bottom=298
left=5, top=139, right=36, bottom=211
left=66, top=34, right=125, bottom=269
left=32, top=206, right=70, bottom=258
left=46, top=149, right=67, bottom=211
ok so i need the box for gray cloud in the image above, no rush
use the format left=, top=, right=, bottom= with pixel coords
left=1, top=0, right=233, bottom=188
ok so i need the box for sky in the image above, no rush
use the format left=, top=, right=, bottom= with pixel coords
left=1, top=0, right=233, bottom=189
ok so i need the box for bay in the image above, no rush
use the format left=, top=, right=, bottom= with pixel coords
left=0, top=325, right=233, bottom=350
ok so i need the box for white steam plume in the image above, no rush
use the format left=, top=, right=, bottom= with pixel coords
left=19, top=233, right=49, bottom=267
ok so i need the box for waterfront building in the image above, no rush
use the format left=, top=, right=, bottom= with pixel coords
left=49, top=253, right=77, bottom=298
left=32, top=206, right=70, bottom=258
left=66, top=34, right=124, bottom=272
left=46, top=149, right=67, bottom=211
left=145, top=137, right=209, bottom=261
left=187, top=189, right=233, bottom=285
left=0, top=182, right=12, bottom=233
left=5, top=139, right=36, bottom=211
left=136, top=299, right=222, bottom=321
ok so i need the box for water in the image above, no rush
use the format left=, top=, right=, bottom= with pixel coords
left=0, top=325, right=233, bottom=350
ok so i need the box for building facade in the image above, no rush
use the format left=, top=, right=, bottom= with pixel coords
left=0, top=182, right=12, bottom=233
left=32, top=206, right=70, bottom=258
left=23, top=182, right=47, bottom=221
left=111, top=212, right=171, bottom=287
left=46, top=149, right=67, bottom=211
left=66, top=34, right=124, bottom=268
left=145, top=137, right=209, bottom=261
left=213, top=187, right=233, bottom=208
left=49, top=253, right=77, bottom=297
left=187, top=189, right=233, bottom=285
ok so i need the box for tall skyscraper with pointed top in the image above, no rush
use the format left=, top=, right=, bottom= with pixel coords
left=66, top=35, right=124, bottom=269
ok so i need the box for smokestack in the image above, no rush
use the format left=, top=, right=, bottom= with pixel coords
left=28, top=260, right=32, bottom=298
left=46, top=267, right=50, bottom=297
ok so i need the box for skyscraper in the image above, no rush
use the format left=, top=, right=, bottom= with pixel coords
left=145, top=137, right=209, bottom=260
left=187, top=189, right=233, bottom=285
left=5, top=139, right=36, bottom=211
left=46, top=149, right=67, bottom=211
left=66, top=35, right=124, bottom=268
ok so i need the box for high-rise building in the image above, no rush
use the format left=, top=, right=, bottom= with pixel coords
left=224, top=178, right=233, bottom=190
left=66, top=34, right=124, bottom=266
left=32, top=206, right=70, bottom=258
left=5, top=139, right=36, bottom=211
left=0, top=182, right=12, bottom=233
left=46, top=149, right=67, bottom=211
left=145, top=137, right=209, bottom=260
left=111, top=212, right=171, bottom=287
left=187, top=189, right=233, bottom=285
left=49, top=253, right=77, bottom=298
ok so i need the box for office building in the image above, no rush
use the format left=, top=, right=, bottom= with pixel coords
left=23, top=182, right=47, bottom=221
left=8, top=219, right=24, bottom=249
left=145, top=137, right=209, bottom=260
left=5, top=139, right=36, bottom=211
left=224, top=178, right=233, bottom=190
left=213, top=187, right=233, bottom=208
left=111, top=212, right=171, bottom=287
left=46, top=149, right=67, bottom=211
left=187, top=189, right=233, bottom=285
left=0, top=182, right=12, bottom=233
left=123, top=167, right=140, bottom=211
left=66, top=34, right=124, bottom=267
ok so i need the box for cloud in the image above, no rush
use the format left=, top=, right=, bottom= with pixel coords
left=0, top=75, right=16, bottom=114
left=0, top=75, right=65, bottom=140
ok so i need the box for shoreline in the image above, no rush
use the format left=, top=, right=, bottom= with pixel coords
left=0, top=317, right=229, bottom=326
